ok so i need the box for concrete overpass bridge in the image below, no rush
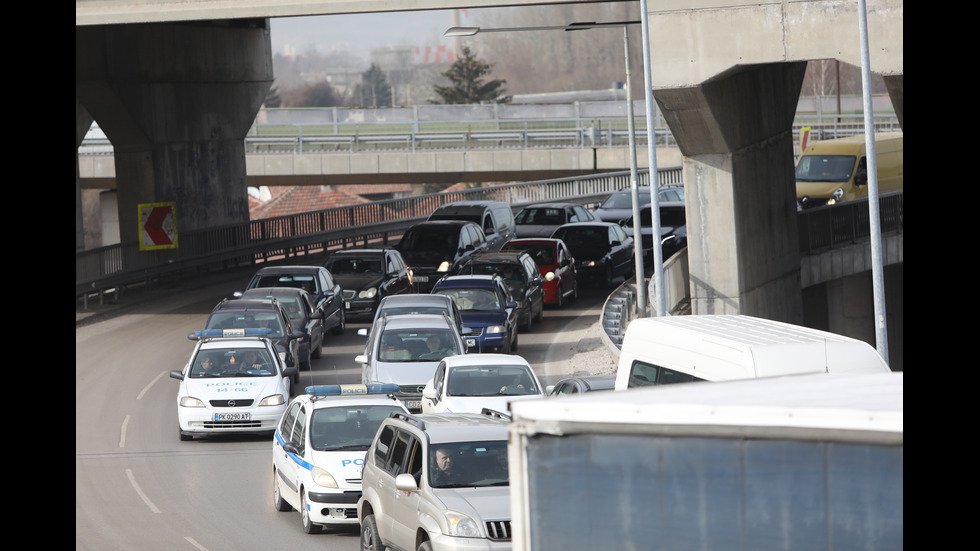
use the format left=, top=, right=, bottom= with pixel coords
left=75, top=0, right=903, bottom=337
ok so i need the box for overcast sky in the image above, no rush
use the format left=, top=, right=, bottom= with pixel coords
left=270, top=10, right=466, bottom=57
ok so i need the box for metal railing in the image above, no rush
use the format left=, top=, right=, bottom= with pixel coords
left=76, top=168, right=678, bottom=304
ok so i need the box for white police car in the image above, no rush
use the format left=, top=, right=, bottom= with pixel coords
left=272, top=384, right=409, bottom=534
left=170, top=329, right=298, bottom=441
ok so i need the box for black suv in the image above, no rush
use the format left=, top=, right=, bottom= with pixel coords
left=322, top=248, right=415, bottom=321
left=454, top=250, right=545, bottom=331
left=396, top=220, right=489, bottom=293
left=200, top=298, right=304, bottom=382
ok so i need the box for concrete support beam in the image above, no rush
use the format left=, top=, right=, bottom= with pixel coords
left=76, top=20, right=273, bottom=246
left=76, top=100, right=93, bottom=252
left=656, top=62, right=807, bottom=323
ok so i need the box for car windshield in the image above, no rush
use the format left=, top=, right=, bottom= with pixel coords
left=378, top=328, right=461, bottom=362
left=206, top=312, right=285, bottom=337
left=795, top=154, right=856, bottom=182
left=458, top=263, right=526, bottom=285
left=190, top=348, right=276, bottom=377
left=310, top=405, right=404, bottom=451
left=447, top=365, right=539, bottom=397
left=504, top=244, right=556, bottom=267
left=399, top=228, right=458, bottom=256
left=325, top=256, right=383, bottom=276
left=435, top=288, right=500, bottom=312
left=429, top=441, right=509, bottom=488
left=515, top=208, right=564, bottom=225
left=552, top=227, right=609, bottom=251
left=251, top=274, right=319, bottom=296
left=599, top=193, right=634, bottom=209
left=273, top=296, right=305, bottom=322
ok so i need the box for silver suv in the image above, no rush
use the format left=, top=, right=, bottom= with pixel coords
left=358, top=410, right=513, bottom=551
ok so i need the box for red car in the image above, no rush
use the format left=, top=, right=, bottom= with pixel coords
left=502, top=238, right=578, bottom=308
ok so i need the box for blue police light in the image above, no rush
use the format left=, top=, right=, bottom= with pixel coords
left=188, top=328, right=274, bottom=340
left=306, top=384, right=401, bottom=396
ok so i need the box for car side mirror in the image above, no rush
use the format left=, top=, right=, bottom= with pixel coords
left=355, top=354, right=368, bottom=364
left=611, top=240, right=622, bottom=247
left=169, top=370, right=184, bottom=381
left=282, top=441, right=300, bottom=455
left=395, top=473, right=419, bottom=493
left=282, top=366, right=299, bottom=378
left=357, top=328, right=369, bottom=337
left=290, top=330, right=305, bottom=340
left=506, top=301, right=518, bottom=309
left=422, top=386, right=437, bottom=399
left=233, top=291, right=243, bottom=298
left=545, top=384, right=555, bottom=395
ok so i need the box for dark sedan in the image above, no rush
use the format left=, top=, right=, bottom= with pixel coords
left=431, top=275, right=519, bottom=354
left=454, top=250, right=544, bottom=331
left=240, top=287, right=324, bottom=370
left=323, top=247, right=414, bottom=321
left=593, top=185, right=685, bottom=224
left=514, top=203, right=595, bottom=238
left=239, top=265, right=346, bottom=336
left=551, top=222, right=634, bottom=288
left=619, top=201, right=688, bottom=268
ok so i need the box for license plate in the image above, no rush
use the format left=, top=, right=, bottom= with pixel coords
left=414, top=276, right=428, bottom=282
left=466, top=338, right=476, bottom=347
left=215, top=412, right=251, bottom=421
left=404, top=400, right=421, bottom=411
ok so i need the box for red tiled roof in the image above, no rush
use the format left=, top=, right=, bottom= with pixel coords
left=250, top=186, right=371, bottom=220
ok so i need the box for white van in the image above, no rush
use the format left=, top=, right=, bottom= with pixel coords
left=614, top=315, right=890, bottom=390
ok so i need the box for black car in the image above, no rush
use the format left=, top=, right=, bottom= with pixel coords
left=619, top=201, right=688, bottom=267
left=593, top=185, right=686, bottom=224
left=323, top=248, right=415, bottom=321
left=454, top=250, right=544, bottom=331
left=551, top=222, right=635, bottom=288
left=240, top=287, right=324, bottom=370
left=513, top=202, right=595, bottom=238
left=395, top=220, right=489, bottom=293
left=200, top=297, right=304, bottom=381
left=240, top=265, right=345, bottom=336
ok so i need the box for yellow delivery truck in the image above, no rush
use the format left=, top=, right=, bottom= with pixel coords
left=796, top=131, right=903, bottom=209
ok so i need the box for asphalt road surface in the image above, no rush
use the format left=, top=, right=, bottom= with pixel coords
left=76, top=267, right=618, bottom=550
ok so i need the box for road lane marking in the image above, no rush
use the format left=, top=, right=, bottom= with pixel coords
left=125, top=468, right=160, bottom=513
left=120, top=414, right=130, bottom=448
left=184, top=537, right=208, bottom=550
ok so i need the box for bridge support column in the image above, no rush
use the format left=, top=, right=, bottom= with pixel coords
left=76, top=20, right=272, bottom=247
left=655, top=62, right=808, bottom=323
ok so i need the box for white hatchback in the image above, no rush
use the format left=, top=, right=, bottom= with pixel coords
left=272, top=384, right=408, bottom=533
left=421, top=353, right=545, bottom=414
left=170, top=329, right=298, bottom=441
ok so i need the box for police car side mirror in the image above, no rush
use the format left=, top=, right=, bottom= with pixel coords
left=282, top=441, right=300, bottom=455
left=282, top=366, right=299, bottom=378
left=461, top=327, right=473, bottom=336
left=355, top=354, right=368, bottom=364
left=506, top=301, right=518, bottom=309
left=357, top=328, right=369, bottom=337
left=290, top=330, right=305, bottom=340
left=233, top=291, right=243, bottom=298
left=169, top=370, right=184, bottom=381
left=422, top=384, right=437, bottom=400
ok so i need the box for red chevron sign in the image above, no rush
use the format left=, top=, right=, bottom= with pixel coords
left=139, top=202, right=178, bottom=251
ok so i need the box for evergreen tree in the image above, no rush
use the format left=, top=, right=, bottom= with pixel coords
left=431, top=47, right=511, bottom=104
left=352, top=63, right=393, bottom=107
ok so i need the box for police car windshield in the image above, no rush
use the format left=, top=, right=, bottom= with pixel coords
left=310, top=405, right=404, bottom=451
left=206, top=313, right=285, bottom=337
left=190, top=348, right=276, bottom=377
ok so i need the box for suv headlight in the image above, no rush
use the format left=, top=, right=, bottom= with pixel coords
left=312, top=466, right=339, bottom=488
left=358, top=287, right=378, bottom=299
left=444, top=511, right=481, bottom=538
left=259, top=394, right=285, bottom=407
left=180, top=396, right=205, bottom=408
left=437, top=261, right=451, bottom=273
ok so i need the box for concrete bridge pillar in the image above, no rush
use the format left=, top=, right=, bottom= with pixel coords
left=75, top=20, right=272, bottom=247
left=655, top=62, right=808, bottom=323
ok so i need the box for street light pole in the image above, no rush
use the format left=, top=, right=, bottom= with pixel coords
left=444, top=20, right=656, bottom=317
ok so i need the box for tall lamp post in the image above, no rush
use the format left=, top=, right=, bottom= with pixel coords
left=445, top=20, right=663, bottom=317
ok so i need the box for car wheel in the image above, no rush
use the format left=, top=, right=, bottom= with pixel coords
left=331, top=309, right=346, bottom=336
left=273, top=469, right=292, bottom=512
left=301, top=491, right=322, bottom=534
left=179, top=428, right=192, bottom=442
left=418, top=541, right=434, bottom=551
left=361, top=514, right=382, bottom=551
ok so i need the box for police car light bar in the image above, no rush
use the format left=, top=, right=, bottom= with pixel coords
left=188, top=328, right=274, bottom=340
left=306, top=384, right=401, bottom=397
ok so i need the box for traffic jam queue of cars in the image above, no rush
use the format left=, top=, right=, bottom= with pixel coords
left=169, top=194, right=689, bottom=547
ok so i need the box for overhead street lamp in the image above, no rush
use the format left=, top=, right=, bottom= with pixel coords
left=445, top=19, right=666, bottom=317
